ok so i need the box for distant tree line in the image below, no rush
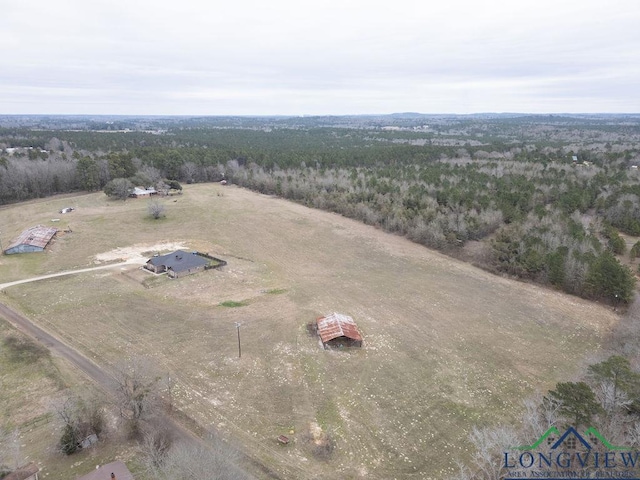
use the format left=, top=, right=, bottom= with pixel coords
left=1, top=123, right=639, bottom=304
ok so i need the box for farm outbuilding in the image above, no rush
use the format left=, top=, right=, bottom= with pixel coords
left=145, top=249, right=210, bottom=278
left=129, top=186, right=157, bottom=198
left=4, top=225, right=58, bottom=255
left=316, top=312, right=363, bottom=348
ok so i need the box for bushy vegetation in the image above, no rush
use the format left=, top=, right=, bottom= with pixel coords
left=219, top=300, right=248, bottom=308
left=3, top=334, right=51, bottom=364
left=55, top=394, right=105, bottom=456
left=2, top=114, right=639, bottom=303
left=454, top=356, right=640, bottom=480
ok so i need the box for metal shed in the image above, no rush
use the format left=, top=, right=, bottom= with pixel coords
left=316, top=312, right=363, bottom=348
left=4, top=226, right=58, bottom=254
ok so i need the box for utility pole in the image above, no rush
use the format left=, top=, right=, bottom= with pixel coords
left=235, top=322, right=241, bottom=358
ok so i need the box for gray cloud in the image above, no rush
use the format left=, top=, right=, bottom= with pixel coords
left=1, top=0, right=639, bottom=114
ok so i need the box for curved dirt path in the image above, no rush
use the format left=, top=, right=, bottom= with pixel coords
left=0, top=260, right=139, bottom=290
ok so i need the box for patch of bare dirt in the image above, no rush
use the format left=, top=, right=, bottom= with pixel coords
left=93, top=242, right=188, bottom=265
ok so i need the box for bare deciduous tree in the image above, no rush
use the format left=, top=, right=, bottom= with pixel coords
left=156, top=180, right=170, bottom=196
left=164, top=373, right=177, bottom=412
left=595, top=379, right=632, bottom=415
left=52, top=392, right=105, bottom=455
left=468, top=425, right=519, bottom=480
left=448, top=460, right=473, bottom=480
left=148, top=199, right=165, bottom=219
left=111, top=356, right=163, bottom=437
left=627, top=422, right=640, bottom=447
left=521, top=392, right=559, bottom=441
left=180, top=162, right=199, bottom=184
left=138, top=421, right=175, bottom=475
left=151, top=436, right=252, bottom=480
left=139, top=165, right=163, bottom=185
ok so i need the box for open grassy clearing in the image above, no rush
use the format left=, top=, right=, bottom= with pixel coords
left=0, top=184, right=620, bottom=479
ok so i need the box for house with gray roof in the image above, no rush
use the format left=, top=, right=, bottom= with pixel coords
left=145, top=250, right=209, bottom=278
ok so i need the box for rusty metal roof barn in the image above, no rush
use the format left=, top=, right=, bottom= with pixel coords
left=316, top=312, right=363, bottom=347
left=4, top=225, right=58, bottom=255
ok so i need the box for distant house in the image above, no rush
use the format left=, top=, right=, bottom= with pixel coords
left=75, top=461, right=134, bottom=480
left=4, top=226, right=58, bottom=255
left=316, top=312, right=363, bottom=348
left=145, top=250, right=210, bottom=278
left=2, top=462, right=39, bottom=480
left=129, top=187, right=157, bottom=198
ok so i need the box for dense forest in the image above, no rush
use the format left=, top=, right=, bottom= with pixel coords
left=2, top=113, right=640, bottom=304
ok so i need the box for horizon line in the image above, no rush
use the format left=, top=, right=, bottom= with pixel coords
left=1, top=112, right=640, bottom=118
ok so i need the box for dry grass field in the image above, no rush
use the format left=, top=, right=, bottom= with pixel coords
left=0, top=184, right=620, bottom=479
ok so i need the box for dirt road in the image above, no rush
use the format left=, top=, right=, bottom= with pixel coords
left=0, top=301, right=271, bottom=479
left=0, top=301, right=116, bottom=387
left=0, top=261, right=136, bottom=290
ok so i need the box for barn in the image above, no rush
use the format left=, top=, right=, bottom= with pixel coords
left=4, top=225, right=58, bottom=255
left=316, top=312, right=363, bottom=348
left=145, top=250, right=209, bottom=278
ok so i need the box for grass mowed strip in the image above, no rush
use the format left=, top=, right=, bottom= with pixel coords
left=1, top=184, right=618, bottom=479
left=220, top=300, right=249, bottom=307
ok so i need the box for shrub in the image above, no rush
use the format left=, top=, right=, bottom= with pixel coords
left=3, top=334, right=50, bottom=364
left=60, top=424, right=79, bottom=455
left=219, top=300, right=247, bottom=308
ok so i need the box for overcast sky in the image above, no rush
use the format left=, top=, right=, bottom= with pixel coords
left=1, top=0, right=639, bottom=115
